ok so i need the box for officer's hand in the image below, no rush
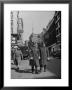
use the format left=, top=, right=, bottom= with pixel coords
left=39, top=56, right=40, bottom=59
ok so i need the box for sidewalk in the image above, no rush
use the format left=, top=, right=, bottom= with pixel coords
left=11, top=60, right=57, bottom=79
left=48, top=56, right=60, bottom=61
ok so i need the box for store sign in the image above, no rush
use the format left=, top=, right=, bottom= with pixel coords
left=17, top=18, right=23, bottom=33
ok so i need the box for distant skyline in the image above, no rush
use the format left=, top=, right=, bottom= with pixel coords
left=12, top=11, right=55, bottom=42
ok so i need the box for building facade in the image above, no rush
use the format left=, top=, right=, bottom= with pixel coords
left=11, top=11, right=24, bottom=48
left=54, top=11, right=61, bottom=51
left=44, top=11, right=61, bottom=58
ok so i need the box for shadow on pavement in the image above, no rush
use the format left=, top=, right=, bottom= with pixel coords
left=11, top=67, right=32, bottom=73
left=11, top=67, right=41, bottom=74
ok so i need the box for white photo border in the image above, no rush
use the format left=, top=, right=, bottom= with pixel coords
left=4, top=4, right=69, bottom=87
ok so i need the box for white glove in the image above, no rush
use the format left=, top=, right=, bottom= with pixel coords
left=31, top=57, right=33, bottom=59
left=39, top=56, right=40, bottom=59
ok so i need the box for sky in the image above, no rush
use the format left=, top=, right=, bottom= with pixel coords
left=12, top=11, right=55, bottom=42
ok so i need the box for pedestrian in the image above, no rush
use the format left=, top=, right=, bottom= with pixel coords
left=39, top=42, right=48, bottom=72
left=14, top=47, right=23, bottom=70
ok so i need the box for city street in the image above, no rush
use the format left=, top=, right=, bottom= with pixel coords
left=11, top=11, right=61, bottom=79
left=11, top=57, right=60, bottom=79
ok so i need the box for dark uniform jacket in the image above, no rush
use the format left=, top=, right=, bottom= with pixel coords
left=30, top=47, right=40, bottom=67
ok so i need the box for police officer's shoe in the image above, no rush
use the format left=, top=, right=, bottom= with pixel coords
left=16, top=67, right=19, bottom=71
left=32, top=70, right=35, bottom=74
left=40, top=67, right=43, bottom=72
left=32, top=71, right=35, bottom=74
left=35, top=71, right=39, bottom=74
